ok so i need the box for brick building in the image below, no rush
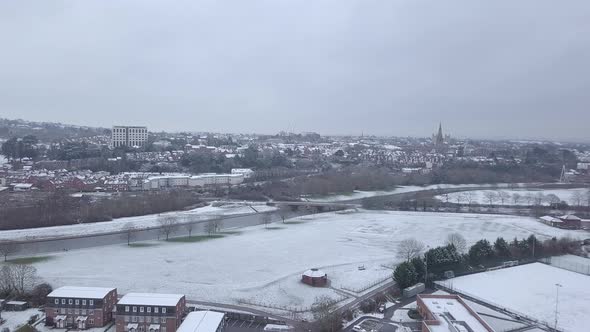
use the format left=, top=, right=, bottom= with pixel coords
left=116, top=293, right=186, bottom=332
left=46, top=286, right=118, bottom=329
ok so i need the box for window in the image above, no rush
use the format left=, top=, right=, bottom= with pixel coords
left=69, top=299, right=73, bottom=305
left=140, top=307, right=144, bottom=313
left=82, top=310, right=87, bottom=315
left=161, top=327, right=166, bottom=332
left=153, top=317, right=159, bottom=324
left=55, top=299, right=59, bottom=304
left=132, top=316, right=138, bottom=323
left=154, top=308, right=159, bottom=313
left=162, top=308, right=166, bottom=314
left=61, top=299, right=66, bottom=305
left=147, top=307, right=151, bottom=313
left=125, top=316, right=130, bottom=323
left=68, top=309, right=73, bottom=314
left=146, top=317, right=151, bottom=323
left=133, top=306, right=137, bottom=313
left=83, top=300, right=87, bottom=305
left=89, top=300, right=94, bottom=306
left=60, top=308, right=66, bottom=314
left=89, top=319, right=94, bottom=325
left=75, top=299, right=80, bottom=305
left=125, top=306, right=130, bottom=313
left=139, top=316, right=144, bottom=323
left=74, top=309, right=79, bottom=315
left=161, top=318, right=166, bottom=324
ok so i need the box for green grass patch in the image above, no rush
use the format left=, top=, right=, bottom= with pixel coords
left=167, top=235, right=225, bottom=243
left=6, top=256, right=53, bottom=264
left=127, top=243, right=159, bottom=248
left=220, top=230, right=243, bottom=235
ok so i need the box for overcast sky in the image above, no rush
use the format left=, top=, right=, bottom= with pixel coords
left=0, top=1, right=589, bottom=141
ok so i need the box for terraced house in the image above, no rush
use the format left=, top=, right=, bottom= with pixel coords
left=115, top=293, right=186, bottom=332
left=46, top=286, right=118, bottom=329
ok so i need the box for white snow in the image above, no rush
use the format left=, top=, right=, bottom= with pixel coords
left=177, top=311, right=224, bottom=332
left=48, top=286, right=115, bottom=299
left=19, top=210, right=584, bottom=315
left=437, top=188, right=589, bottom=206
left=308, top=183, right=530, bottom=202
left=0, top=201, right=276, bottom=241
left=437, top=263, right=590, bottom=332
left=0, top=308, right=43, bottom=332
left=118, top=293, right=184, bottom=306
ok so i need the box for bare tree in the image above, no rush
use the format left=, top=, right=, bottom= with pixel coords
left=524, top=193, right=535, bottom=206
left=0, top=265, right=15, bottom=293
left=446, top=233, right=467, bottom=253
left=533, top=192, right=545, bottom=206
left=184, top=223, right=194, bottom=238
left=454, top=192, right=465, bottom=205
left=122, top=222, right=137, bottom=246
left=441, top=193, right=450, bottom=204
left=544, top=194, right=561, bottom=206
left=0, top=240, right=18, bottom=262
left=483, top=191, right=497, bottom=206
left=11, top=264, right=37, bottom=294
left=158, top=215, right=178, bottom=241
left=512, top=193, right=522, bottom=205
left=497, top=191, right=510, bottom=205
left=214, top=219, right=224, bottom=233
left=262, top=213, right=272, bottom=229
left=311, top=296, right=340, bottom=332
left=586, top=189, right=590, bottom=208
left=205, top=218, right=224, bottom=236
left=570, top=191, right=583, bottom=207
left=396, top=238, right=425, bottom=262
left=464, top=191, right=475, bottom=206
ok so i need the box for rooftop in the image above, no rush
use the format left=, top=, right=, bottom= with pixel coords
left=48, top=286, right=116, bottom=299
left=118, top=293, right=184, bottom=306
left=419, top=294, right=494, bottom=332
left=177, top=311, right=225, bottom=332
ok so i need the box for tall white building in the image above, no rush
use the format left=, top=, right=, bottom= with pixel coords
left=111, top=126, right=148, bottom=148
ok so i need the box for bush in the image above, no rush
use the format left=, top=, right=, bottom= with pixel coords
left=393, top=262, right=418, bottom=289
left=360, top=299, right=376, bottom=313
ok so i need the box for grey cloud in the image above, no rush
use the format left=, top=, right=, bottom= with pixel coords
left=0, top=0, right=589, bottom=141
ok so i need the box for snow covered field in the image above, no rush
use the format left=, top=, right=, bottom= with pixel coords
left=0, top=201, right=276, bottom=241
left=309, top=183, right=535, bottom=202
left=18, top=210, right=586, bottom=316
left=437, top=188, right=589, bottom=206
left=437, top=263, right=590, bottom=332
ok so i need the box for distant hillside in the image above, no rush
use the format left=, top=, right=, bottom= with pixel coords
left=0, top=118, right=108, bottom=142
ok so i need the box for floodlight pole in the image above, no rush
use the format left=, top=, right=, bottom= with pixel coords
left=554, top=283, right=562, bottom=330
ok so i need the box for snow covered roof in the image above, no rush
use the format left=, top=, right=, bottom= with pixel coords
left=540, top=216, right=562, bottom=223
left=559, top=214, right=581, bottom=221
left=177, top=311, right=225, bottom=332
left=419, top=295, right=494, bottom=332
left=302, top=268, right=326, bottom=278
left=118, top=293, right=184, bottom=306
left=48, top=286, right=116, bottom=299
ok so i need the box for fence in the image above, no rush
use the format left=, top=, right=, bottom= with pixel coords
left=540, top=256, right=590, bottom=276
left=340, top=275, right=392, bottom=294
left=236, top=294, right=347, bottom=314
left=435, top=282, right=559, bottom=332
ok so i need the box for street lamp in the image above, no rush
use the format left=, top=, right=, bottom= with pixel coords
left=554, top=283, right=562, bottom=330
left=424, top=245, right=430, bottom=285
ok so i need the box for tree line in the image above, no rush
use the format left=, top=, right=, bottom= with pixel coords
left=393, top=233, right=580, bottom=289
left=0, top=190, right=200, bottom=230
